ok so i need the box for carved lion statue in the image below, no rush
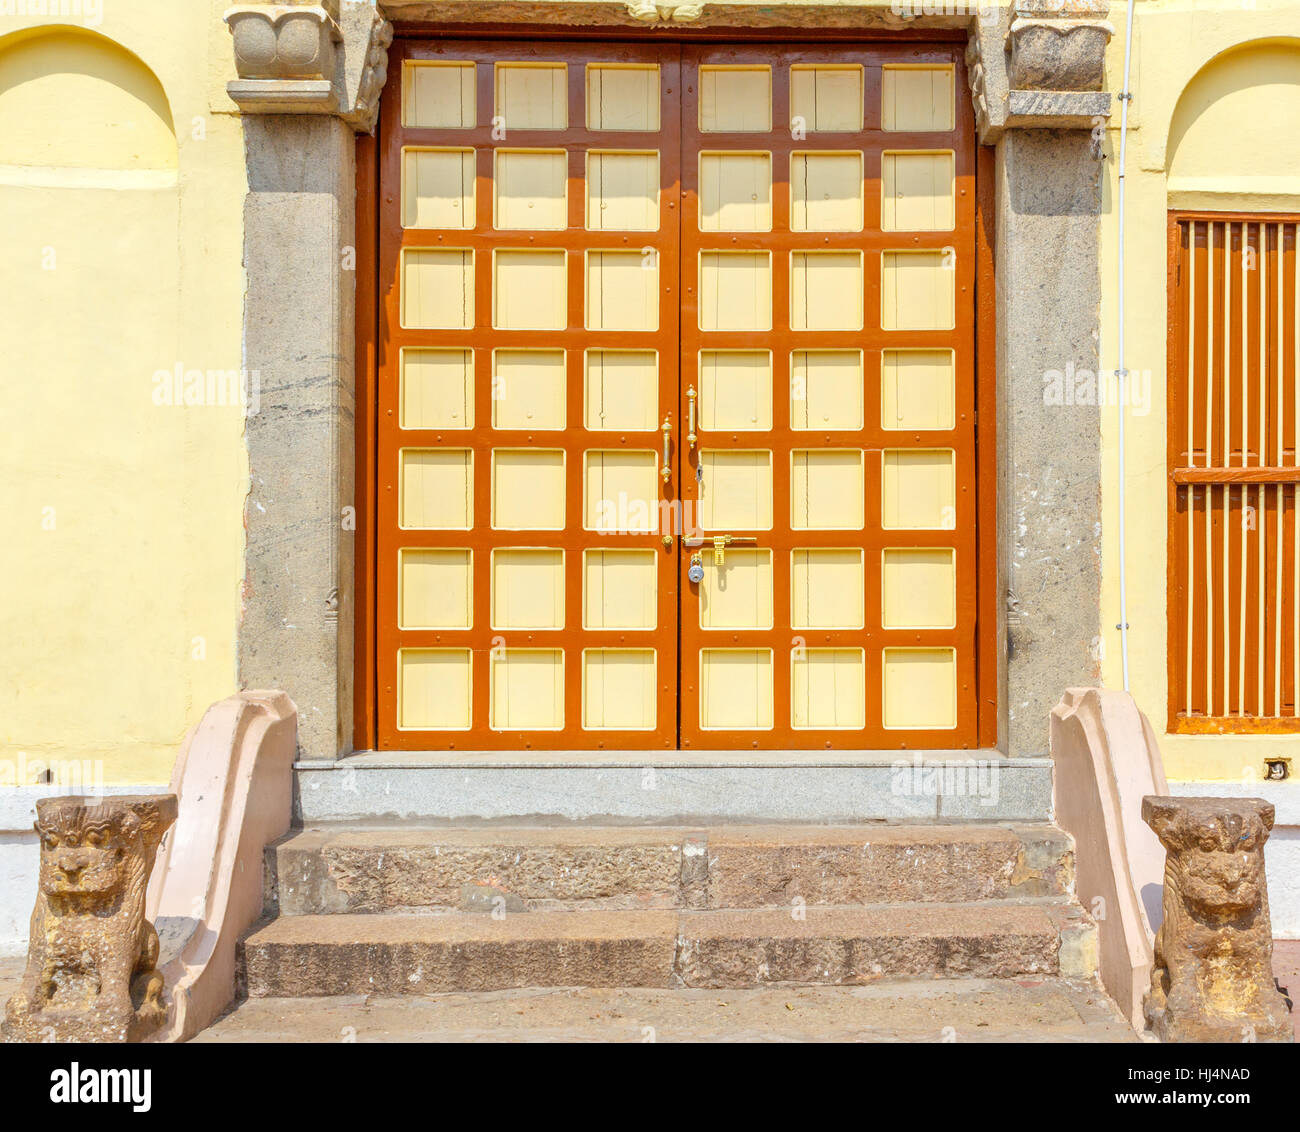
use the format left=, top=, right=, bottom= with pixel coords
left=1143, top=796, right=1293, bottom=1042
left=3, top=794, right=177, bottom=1043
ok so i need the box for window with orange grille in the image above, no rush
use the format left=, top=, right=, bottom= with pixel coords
left=1168, top=214, right=1300, bottom=731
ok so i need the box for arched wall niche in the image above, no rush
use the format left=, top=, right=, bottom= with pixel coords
left=0, top=26, right=176, bottom=176
left=1167, top=38, right=1300, bottom=210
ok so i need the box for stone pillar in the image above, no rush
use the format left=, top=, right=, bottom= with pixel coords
left=1143, top=795, right=1293, bottom=1043
left=997, top=128, right=1103, bottom=756
left=968, top=2, right=1113, bottom=756
left=226, top=2, right=391, bottom=760
left=239, top=115, right=356, bottom=762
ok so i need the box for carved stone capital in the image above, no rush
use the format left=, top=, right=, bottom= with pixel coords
left=964, top=8, right=1112, bottom=141
left=225, top=1, right=394, bottom=133
left=226, top=4, right=341, bottom=113
left=964, top=35, right=994, bottom=142
left=624, top=1, right=705, bottom=23
left=1007, top=17, right=1113, bottom=92
left=342, top=6, right=393, bottom=134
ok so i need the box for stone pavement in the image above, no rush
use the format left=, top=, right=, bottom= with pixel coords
left=194, top=977, right=1137, bottom=1043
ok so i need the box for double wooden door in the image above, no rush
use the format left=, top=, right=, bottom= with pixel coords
left=371, top=38, right=985, bottom=750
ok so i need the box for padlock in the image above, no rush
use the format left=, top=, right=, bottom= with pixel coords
left=687, top=554, right=704, bottom=584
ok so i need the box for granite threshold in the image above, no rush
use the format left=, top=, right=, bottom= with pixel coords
left=293, top=752, right=1052, bottom=824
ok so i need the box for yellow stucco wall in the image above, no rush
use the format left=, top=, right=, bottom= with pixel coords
left=1098, top=1, right=1300, bottom=781
left=0, top=2, right=247, bottom=785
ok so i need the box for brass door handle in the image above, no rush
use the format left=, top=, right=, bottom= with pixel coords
left=661, top=415, right=672, bottom=484
left=687, top=385, right=697, bottom=450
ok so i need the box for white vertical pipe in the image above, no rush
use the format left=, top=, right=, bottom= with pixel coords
left=1116, top=0, right=1136, bottom=692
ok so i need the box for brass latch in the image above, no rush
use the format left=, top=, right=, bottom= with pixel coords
left=684, top=534, right=757, bottom=567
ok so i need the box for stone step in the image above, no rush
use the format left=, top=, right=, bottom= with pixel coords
left=196, top=979, right=1140, bottom=1043
left=267, top=823, right=1074, bottom=915
left=239, top=902, right=1084, bottom=996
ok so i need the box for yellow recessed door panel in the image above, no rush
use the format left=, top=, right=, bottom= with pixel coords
left=699, top=649, right=774, bottom=729
left=400, top=348, right=474, bottom=430
left=403, top=61, right=476, bottom=129
left=699, top=152, right=772, bottom=232
left=495, top=62, right=568, bottom=130
left=494, top=149, right=567, bottom=230
left=491, top=649, right=565, bottom=730
left=402, top=148, right=475, bottom=229
left=399, top=549, right=473, bottom=629
left=398, top=649, right=473, bottom=730
left=491, top=548, right=565, bottom=629
left=583, top=649, right=657, bottom=730
left=881, top=65, right=954, bottom=132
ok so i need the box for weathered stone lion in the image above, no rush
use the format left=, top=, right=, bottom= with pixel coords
left=1143, top=795, right=1293, bottom=1043
left=3, top=794, right=178, bottom=1043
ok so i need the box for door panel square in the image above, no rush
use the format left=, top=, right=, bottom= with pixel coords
left=881, top=250, right=955, bottom=330
left=399, top=548, right=472, bottom=629
left=402, top=61, right=475, bottom=129
left=792, top=648, right=865, bottom=730
left=400, top=348, right=474, bottom=429
left=699, top=66, right=771, bottom=132
left=491, top=649, right=565, bottom=730
left=699, top=649, right=773, bottom=729
left=699, top=152, right=772, bottom=232
left=492, top=448, right=565, bottom=529
left=584, top=549, right=657, bottom=629
left=883, top=647, right=957, bottom=729
left=584, top=450, right=658, bottom=531
left=587, top=151, right=659, bottom=231
left=699, top=351, right=772, bottom=431
left=494, top=250, right=566, bottom=330
left=791, top=449, right=864, bottom=530
left=881, top=449, right=956, bottom=530
left=789, top=65, right=863, bottom=132
left=491, top=548, right=565, bottom=629
left=495, top=62, right=567, bottom=130
left=585, top=548, right=655, bottom=629
left=401, top=249, right=473, bottom=329
left=587, top=251, right=659, bottom=331
left=699, top=450, right=773, bottom=531
left=494, top=149, right=567, bottom=229
left=882, top=349, right=956, bottom=430
left=791, top=549, right=864, bottom=630
left=492, top=349, right=566, bottom=430
left=402, top=148, right=475, bottom=229
left=583, top=649, right=656, bottom=730
left=882, top=548, right=956, bottom=629
left=398, top=649, right=472, bottom=730
left=699, top=252, right=771, bottom=331
left=699, top=549, right=773, bottom=629
left=791, top=252, right=863, bottom=331
left=585, top=350, right=658, bottom=431
left=881, top=65, right=954, bottom=132
left=587, top=64, right=660, bottom=131
left=791, top=350, right=862, bottom=431
left=883, top=151, right=955, bottom=232
left=791, top=152, right=863, bottom=232
left=400, top=448, right=472, bottom=529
